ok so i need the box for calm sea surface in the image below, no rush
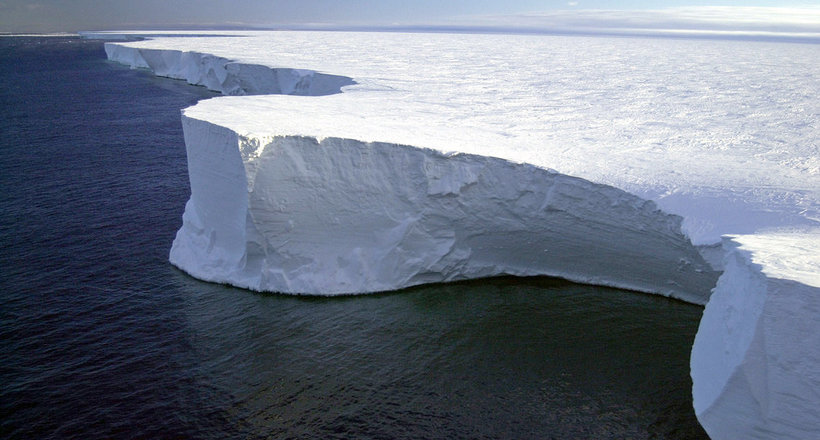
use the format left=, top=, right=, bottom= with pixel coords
left=0, top=36, right=708, bottom=439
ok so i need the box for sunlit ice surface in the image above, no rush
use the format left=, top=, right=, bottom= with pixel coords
left=100, top=30, right=819, bottom=246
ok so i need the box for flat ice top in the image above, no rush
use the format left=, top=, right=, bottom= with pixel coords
left=117, top=30, right=818, bottom=245
left=728, top=229, right=820, bottom=287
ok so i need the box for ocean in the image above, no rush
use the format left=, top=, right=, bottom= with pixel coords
left=0, top=36, right=708, bottom=439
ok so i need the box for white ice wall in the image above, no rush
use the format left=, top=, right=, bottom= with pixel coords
left=104, top=43, right=353, bottom=96
left=692, top=232, right=820, bottom=440
left=98, top=31, right=820, bottom=248
left=170, top=116, right=718, bottom=302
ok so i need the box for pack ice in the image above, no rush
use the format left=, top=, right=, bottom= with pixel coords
left=96, top=30, right=819, bottom=439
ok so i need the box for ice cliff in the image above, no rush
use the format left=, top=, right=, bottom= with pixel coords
left=171, top=115, right=716, bottom=302
left=692, top=231, right=820, bottom=439
left=104, top=40, right=717, bottom=302
left=104, top=42, right=354, bottom=96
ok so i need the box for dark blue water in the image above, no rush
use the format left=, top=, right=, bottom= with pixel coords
left=0, top=37, right=709, bottom=439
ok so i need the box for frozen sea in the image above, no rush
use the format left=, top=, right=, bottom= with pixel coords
left=0, top=37, right=709, bottom=439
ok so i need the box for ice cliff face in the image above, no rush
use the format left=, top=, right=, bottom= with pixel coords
left=104, top=43, right=354, bottom=96
left=692, top=231, right=820, bottom=440
left=170, top=115, right=717, bottom=302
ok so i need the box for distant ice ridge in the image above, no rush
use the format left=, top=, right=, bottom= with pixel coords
left=692, top=231, right=820, bottom=439
left=171, top=115, right=717, bottom=302
left=104, top=43, right=354, bottom=96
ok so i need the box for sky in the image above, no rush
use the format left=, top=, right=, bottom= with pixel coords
left=1, top=0, right=819, bottom=35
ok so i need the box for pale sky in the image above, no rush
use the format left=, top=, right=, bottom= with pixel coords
left=1, top=0, right=819, bottom=35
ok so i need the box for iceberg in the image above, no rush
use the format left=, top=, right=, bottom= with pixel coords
left=91, top=30, right=820, bottom=439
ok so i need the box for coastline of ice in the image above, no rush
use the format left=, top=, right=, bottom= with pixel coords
left=104, top=43, right=354, bottom=96
left=92, top=30, right=819, bottom=439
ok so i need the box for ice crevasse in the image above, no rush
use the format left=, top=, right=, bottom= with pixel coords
left=100, top=33, right=819, bottom=440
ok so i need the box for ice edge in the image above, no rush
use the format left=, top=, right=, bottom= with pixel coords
left=692, top=234, right=820, bottom=439
left=101, top=35, right=820, bottom=440
left=177, top=115, right=720, bottom=303
left=103, top=41, right=355, bottom=96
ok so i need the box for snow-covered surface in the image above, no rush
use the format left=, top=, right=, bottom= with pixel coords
left=692, top=230, right=820, bottom=439
left=97, top=30, right=819, bottom=246
left=92, top=30, right=819, bottom=438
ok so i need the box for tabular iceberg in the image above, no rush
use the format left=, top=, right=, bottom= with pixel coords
left=93, top=30, right=820, bottom=440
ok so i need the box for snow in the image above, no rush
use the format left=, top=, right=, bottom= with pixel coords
left=89, top=30, right=819, bottom=439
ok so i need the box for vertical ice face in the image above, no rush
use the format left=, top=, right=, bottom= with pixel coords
left=104, top=43, right=354, bottom=96
left=692, top=232, right=820, bottom=440
left=169, top=119, right=250, bottom=280
left=169, top=116, right=718, bottom=302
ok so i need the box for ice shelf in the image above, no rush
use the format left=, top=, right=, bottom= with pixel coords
left=93, top=30, right=820, bottom=440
